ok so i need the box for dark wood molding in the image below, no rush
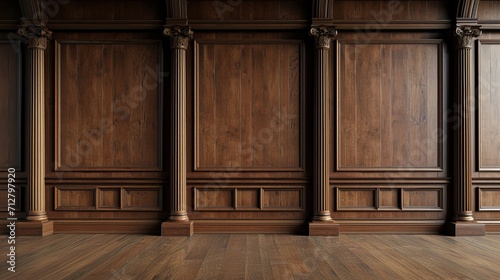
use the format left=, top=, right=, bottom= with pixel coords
left=189, top=20, right=309, bottom=30
left=45, top=20, right=165, bottom=30
left=333, top=20, right=453, bottom=30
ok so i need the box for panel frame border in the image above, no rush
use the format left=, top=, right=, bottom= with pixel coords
left=477, top=186, right=500, bottom=211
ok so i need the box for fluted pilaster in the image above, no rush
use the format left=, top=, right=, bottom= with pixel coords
left=447, top=25, right=485, bottom=236
left=164, top=25, right=192, bottom=222
left=453, top=26, right=480, bottom=222
left=310, top=26, right=337, bottom=222
left=18, top=24, right=51, bottom=222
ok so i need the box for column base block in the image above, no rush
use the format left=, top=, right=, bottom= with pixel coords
left=161, top=221, right=193, bottom=236
left=308, top=221, right=340, bottom=236
left=17, top=221, right=54, bottom=236
left=447, top=221, right=486, bottom=236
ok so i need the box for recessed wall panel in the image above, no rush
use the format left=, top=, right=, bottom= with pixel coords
left=55, top=40, right=163, bottom=171
left=0, top=42, right=21, bottom=169
left=478, top=41, right=500, bottom=171
left=337, top=40, right=443, bottom=171
left=195, top=40, right=303, bottom=171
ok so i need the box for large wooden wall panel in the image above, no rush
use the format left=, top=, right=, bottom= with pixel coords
left=0, top=42, right=21, bottom=169
left=478, top=41, right=500, bottom=171
left=337, top=40, right=442, bottom=172
left=55, top=40, right=163, bottom=171
left=474, top=36, right=500, bottom=224
left=195, top=40, right=303, bottom=171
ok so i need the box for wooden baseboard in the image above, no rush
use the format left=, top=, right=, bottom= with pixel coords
left=193, top=220, right=307, bottom=234
left=2, top=219, right=499, bottom=235
left=53, top=220, right=162, bottom=234
left=337, top=220, right=446, bottom=234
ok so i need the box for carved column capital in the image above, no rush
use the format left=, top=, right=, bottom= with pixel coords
left=454, top=26, right=481, bottom=49
left=163, top=25, right=193, bottom=50
left=309, top=26, right=337, bottom=49
left=17, top=24, right=52, bottom=50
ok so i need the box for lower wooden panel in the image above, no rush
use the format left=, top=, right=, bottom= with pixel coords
left=193, top=186, right=304, bottom=211
left=477, top=187, right=500, bottom=211
left=335, top=186, right=445, bottom=212
left=53, top=186, right=162, bottom=211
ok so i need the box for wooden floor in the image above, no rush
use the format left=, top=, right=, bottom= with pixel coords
left=1, top=234, right=500, bottom=279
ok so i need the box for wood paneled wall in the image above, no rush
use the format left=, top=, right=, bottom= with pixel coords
left=472, top=1, right=500, bottom=228
left=1, top=0, right=500, bottom=234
